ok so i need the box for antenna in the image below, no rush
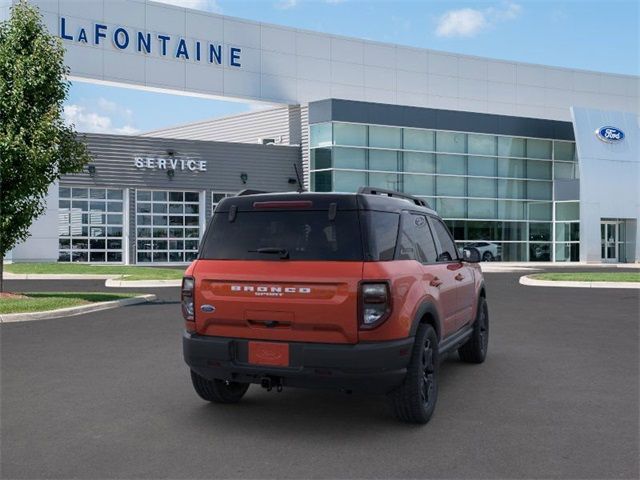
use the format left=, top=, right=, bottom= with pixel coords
left=293, top=163, right=305, bottom=193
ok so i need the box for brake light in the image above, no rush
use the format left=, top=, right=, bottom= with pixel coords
left=182, top=276, right=195, bottom=321
left=253, top=200, right=313, bottom=209
left=359, top=282, right=392, bottom=329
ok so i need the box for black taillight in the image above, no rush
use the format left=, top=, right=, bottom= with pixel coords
left=359, top=282, right=392, bottom=329
left=182, top=276, right=195, bottom=321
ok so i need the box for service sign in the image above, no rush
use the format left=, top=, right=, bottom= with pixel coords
left=595, top=126, right=625, bottom=143
left=134, top=156, right=207, bottom=172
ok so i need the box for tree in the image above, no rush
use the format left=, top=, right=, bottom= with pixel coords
left=0, top=0, right=90, bottom=292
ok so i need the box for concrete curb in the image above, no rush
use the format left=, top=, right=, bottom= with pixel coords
left=0, top=294, right=157, bottom=323
left=519, top=275, right=640, bottom=289
left=105, top=278, right=181, bottom=288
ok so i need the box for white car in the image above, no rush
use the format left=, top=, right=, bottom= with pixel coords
left=465, top=242, right=501, bottom=262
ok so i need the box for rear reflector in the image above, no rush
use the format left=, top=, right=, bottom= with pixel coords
left=253, top=200, right=313, bottom=209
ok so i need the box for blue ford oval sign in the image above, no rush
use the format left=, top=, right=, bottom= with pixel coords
left=595, top=126, right=625, bottom=143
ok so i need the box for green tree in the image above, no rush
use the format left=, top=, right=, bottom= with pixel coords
left=0, top=0, right=90, bottom=292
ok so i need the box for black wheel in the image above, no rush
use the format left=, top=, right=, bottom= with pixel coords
left=190, top=370, right=250, bottom=403
left=387, top=324, right=439, bottom=424
left=458, top=297, right=489, bottom=363
left=482, top=251, right=494, bottom=262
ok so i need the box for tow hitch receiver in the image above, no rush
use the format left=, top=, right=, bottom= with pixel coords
left=260, top=376, right=283, bottom=392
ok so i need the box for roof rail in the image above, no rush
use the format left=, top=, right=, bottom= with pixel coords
left=236, top=189, right=269, bottom=196
left=357, top=187, right=430, bottom=208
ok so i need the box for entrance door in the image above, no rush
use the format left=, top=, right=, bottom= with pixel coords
left=601, top=221, right=618, bottom=262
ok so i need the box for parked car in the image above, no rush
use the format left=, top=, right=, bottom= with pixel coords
left=182, top=187, right=489, bottom=424
left=465, top=241, right=502, bottom=261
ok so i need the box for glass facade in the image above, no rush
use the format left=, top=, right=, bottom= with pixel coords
left=135, top=190, right=200, bottom=263
left=309, top=122, right=580, bottom=261
left=58, top=187, right=124, bottom=263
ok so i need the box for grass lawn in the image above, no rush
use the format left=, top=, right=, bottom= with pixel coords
left=531, top=272, right=640, bottom=283
left=5, top=263, right=185, bottom=281
left=0, top=292, right=140, bottom=315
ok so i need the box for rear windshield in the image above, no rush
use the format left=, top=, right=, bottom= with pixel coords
left=200, top=210, right=364, bottom=261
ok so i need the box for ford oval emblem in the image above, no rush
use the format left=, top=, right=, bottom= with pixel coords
left=200, top=304, right=215, bottom=313
left=595, top=126, right=625, bottom=143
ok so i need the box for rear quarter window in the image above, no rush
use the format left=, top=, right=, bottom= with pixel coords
left=361, top=211, right=400, bottom=261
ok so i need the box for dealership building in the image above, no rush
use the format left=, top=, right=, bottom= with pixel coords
left=3, top=0, right=639, bottom=264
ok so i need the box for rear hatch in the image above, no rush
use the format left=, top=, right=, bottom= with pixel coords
left=193, top=195, right=364, bottom=344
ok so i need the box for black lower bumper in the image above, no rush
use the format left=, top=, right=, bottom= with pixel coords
left=183, top=332, right=414, bottom=394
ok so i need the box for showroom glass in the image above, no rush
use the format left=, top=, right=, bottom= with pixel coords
left=309, top=121, right=579, bottom=261
left=136, top=190, right=200, bottom=263
left=58, top=187, right=124, bottom=263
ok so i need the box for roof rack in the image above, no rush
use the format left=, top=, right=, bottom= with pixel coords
left=236, top=189, right=269, bottom=196
left=357, top=187, right=430, bottom=208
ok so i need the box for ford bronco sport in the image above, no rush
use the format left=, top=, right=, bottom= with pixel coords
left=182, top=187, right=488, bottom=424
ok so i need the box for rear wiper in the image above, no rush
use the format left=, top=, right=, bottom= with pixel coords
left=248, top=247, right=290, bottom=259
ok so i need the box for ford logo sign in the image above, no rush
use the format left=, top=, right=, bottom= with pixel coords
left=200, top=304, right=215, bottom=313
left=595, top=126, right=625, bottom=143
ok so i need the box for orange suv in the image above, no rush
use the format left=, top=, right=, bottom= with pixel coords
left=182, top=187, right=488, bottom=423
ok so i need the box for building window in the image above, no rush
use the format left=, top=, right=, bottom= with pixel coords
left=58, top=187, right=124, bottom=263
left=135, top=190, right=200, bottom=263
left=212, top=192, right=235, bottom=214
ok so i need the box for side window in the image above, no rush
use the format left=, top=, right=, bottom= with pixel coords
left=396, top=213, right=438, bottom=263
left=430, top=217, right=458, bottom=262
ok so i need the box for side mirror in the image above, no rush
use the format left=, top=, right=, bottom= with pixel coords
left=462, top=247, right=481, bottom=263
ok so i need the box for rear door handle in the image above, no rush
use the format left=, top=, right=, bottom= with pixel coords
left=430, top=277, right=443, bottom=287
left=455, top=273, right=464, bottom=281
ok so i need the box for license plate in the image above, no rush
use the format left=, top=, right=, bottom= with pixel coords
left=248, top=341, right=289, bottom=367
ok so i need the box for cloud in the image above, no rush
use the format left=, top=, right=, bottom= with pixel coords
left=64, top=103, right=139, bottom=135
left=153, top=0, right=222, bottom=14
left=275, top=0, right=298, bottom=9
left=435, top=2, right=522, bottom=38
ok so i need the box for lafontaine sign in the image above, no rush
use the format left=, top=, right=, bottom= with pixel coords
left=134, top=157, right=207, bottom=172
left=60, top=18, right=242, bottom=68
left=595, top=126, right=625, bottom=143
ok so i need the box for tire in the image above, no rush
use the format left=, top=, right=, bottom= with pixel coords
left=482, top=251, right=494, bottom=262
left=458, top=297, right=489, bottom=364
left=387, top=324, right=439, bottom=424
left=190, top=370, right=250, bottom=404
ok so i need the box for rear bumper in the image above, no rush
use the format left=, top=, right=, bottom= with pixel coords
left=183, top=331, right=414, bottom=394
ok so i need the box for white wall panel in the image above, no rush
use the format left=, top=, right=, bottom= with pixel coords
left=223, top=18, right=261, bottom=49
left=396, top=46, right=428, bottom=73
left=397, top=70, right=427, bottom=94
left=364, top=42, right=395, bottom=68
left=458, top=57, right=487, bottom=81
left=429, top=74, right=457, bottom=98
left=261, top=25, right=296, bottom=54
left=428, top=52, right=458, bottom=77
left=517, top=64, right=546, bottom=87
left=297, top=56, right=331, bottom=83
left=488, top=61, right=516, bottom=84
left=59, top=0, right=103, bottom=22
left=573, top=71, right=601, bottom=93
left=296, top=31, right=330, bottom=59
left=262, top=50, right=297, bottom=78
left=458, top=78, right=487, bottom=101
left=104, top=0, right=145, bottom=27
left=545, top=67, right=573, bottom=90
left=488, top=81, right=517, bottom=104
left=145, top=3, right=185, bottom=36
left=331, top=37, right=363, bottom=64
left=364, top=65, right=395, bottom=90
left=331, top=61, right=364, bottom=87
left=186, top=12, right=223, bottom=41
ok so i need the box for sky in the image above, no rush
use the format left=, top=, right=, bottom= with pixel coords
left=63, top=0, right=639, bottom=135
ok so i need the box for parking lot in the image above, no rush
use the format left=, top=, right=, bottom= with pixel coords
left=1, top=269, right=638, bottom=479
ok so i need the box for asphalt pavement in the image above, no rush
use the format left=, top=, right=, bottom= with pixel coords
left=1, top=269, right=638, bottom=479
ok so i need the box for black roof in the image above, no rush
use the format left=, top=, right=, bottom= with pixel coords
left=215, top=190, right=438, bottom=216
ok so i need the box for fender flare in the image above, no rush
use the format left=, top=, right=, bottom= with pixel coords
left=409, top=301, right=442, bottom=340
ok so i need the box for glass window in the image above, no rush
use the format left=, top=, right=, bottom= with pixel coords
left=498, top=136, right=525, bottom=157
left=468, top=156, right=496, bottom=177
left=529, top=243, right=551, bottom=261
left=397, top=214, right=438, bottom=263
left=311, top=148, right=332, bottom=170
left=498, top=158, right=526, bottom=178
left=369, top=172, right=400, bottom=191
left=527, top=181, right=552, bottom=200
left=403, top=174, right=434, bottom=196
left=527, top=202, right=552, bottom=221
left=437, top=198, right=466, bottom=218
left=362, top=211, right=399, bottom=261
left=404, top=152, right=435, bottom=173
left=436, top=131, right=466, bottom=153
left=310, top=123, right=332, bottom=147
left=468, top=200, right=496, bottom=219
left=555, top=222, right=580, bottom=242
left=554, top=162, right=577, bottom=180
left=527, top=160, right=552, bottom=180
left=369, top=126, right=402, bottom=149
left=312, top=171, right=332, bottom=192
left=334, top=123, right=367, bottom=147
left=369, top=150, right=398, bottom=171
left=436, top=154, right=466, bottom=175
left=59, top=187, right=71, bottom=198
left=429, top=217, right=458, bottom=262
left=468, top=178, right=497, bottom=198
left=107, top=189, right=123, bottom=200
left=498, top=179, right=526, bottom=199
left=468, top=134, right=497, bottom=156
left=556, top=202, right=579, bottom=221
left=436, top=176, right=466, bottom=196
left=498, top=201, right=524, bottom=220
left=404, top=128, right=434, bottom=151
left=554, top=141, right=576, bottom=161
left=334, top=171, right=366, bottom=192
left=529, top=223, right=552, bottom=241
left=526, top=138, right=552, bottom=159
left=90, top=189, right=106, bottom=199
left=555, top=243, right=579, bottom=261
left=334, top=147, right=366, bottom=169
